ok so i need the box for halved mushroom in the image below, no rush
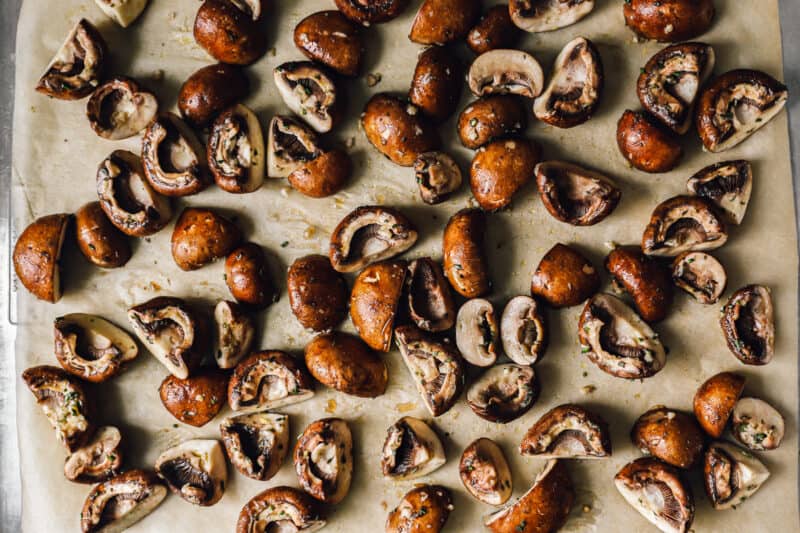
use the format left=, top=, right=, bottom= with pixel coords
left=605, top=245, right=674, bottom=323
left=720, top=285, right=774, bottom=365
left=294, top=10, right=363, bottom=77
left=623, top=0, right=714, bottom=42
left=193, top=0, right=268, bottom=65
left=294, top=418, right=353, bottom=504
left=530, top=243, right=600, bottom=308
left=501, top=295, right=547, bottom=365
left=36, top=19, right=106, bottom=99
left=334, top=0, right=410, bottom=25
left=22, top=365, right=94, bottom=452
left=614, top=458, right=694, bottom=533
left=443, top=208, right=491, bottom=298
left=395, top=325, right=465, bottom=417
left=208, top=104, right=264, bottom=194
left=693, top=371, right=746, bottom=438
left=13, top=213, right=71, bottom=303
left=458, top=95, right=527, bottom=149
left=361, top=93, right=440, bottom=166
left=578, top=293, right=667, bottom=379
left=350, top=260, right=406, bottom=352
left=509, top=0, right=595, bottom=33
left=172, top=207, right=243, bottom=271
left=305, top=332, right=388, bottom=397
left=381, top=416, right=445, bottom=480
left=732, top=397, right=784, bottom=451
left=637, top=42, right=715, bottom=134
left=287, top=254, right=349, bottom=332
left=631, top=407, right=706, bottom=469
left=159, top=369, right=229, bottom=427
left=65, top=425, right=123, bottom=484
left=520, top=404, right=611, bottom=458
left=414, top=151, right=463, bottom=205
left=236, top=486, right=325, bottom=533
left=409, top=0, right=480, bottom=45
left=671, top=251, right=727, bottom=304
left=533, top=37, right=603, bottom=128
left=54, top=314, right=138, bottom=383
left=460, top=438, right=512, bottom=506
left=289, top=149, right=352, bottom=198
left=467, top=364, right=538, bottom=423
left=94, top=0, right=149, bottom=27
left=535, top=161, right=620, bottom=226
left=214, top=300, right=255, bottom=369
left=467, top=5, right=521, bottom=54
left=616, top=109, right=683, bottom=173
left=75, top=201, right=131, bottom=268
left=155, top=439, right=227, bottom=506
left=387, top=485, right=453, bottom=533
left=86, top=77, right=158, bottom=140
left=127, top=297, right=207, bottom=379
left=220, top=412, right=289, bottom=481
left=406, top=257, right=456, bottom=332
left=141, top=113, right=208, bottom=197
left=704, top=441, right=770, bottom=510
left=228, top=350, right=315, bottom=412
left=456, top=298, right=499, bottom=367
left=80, top=470, right=167, bottom=533
left=641, top=195, right=728, bottom=257
left=274, top=61, right=340, bottom=133
left=468, top=49, right=544, bottom=98
left=687, top=160, right=752, bottom=225
left=267, top=115, right=322, bottom=178
left=697, top=69, right=788, bottom=152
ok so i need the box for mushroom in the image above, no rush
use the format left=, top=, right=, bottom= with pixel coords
left=274, top=61, right=340, bottom=133
left=225, top=242, right=277, bottom=309
left=731, top=397, right=785, bottom=451
left=54, top=314, right=138, bottom=383
left=294, top=10, right=364, bottom=76
left=614, top=457, right=694, bottom=533
left=381, top=416, right=445, bottom=480
left=458, top=95, right=527, bottom=149
left=387, top=485, right=453, bottom=533
left=605, top=245, right=674, bottom=323
left=470, top=138, right=541, bottom=211
left=578, top=293, right=667, bottom=379
left=305, top=332, right=388, bottom=398
left=414, top=151, right=463, bottom=205
left=288, top=149, right=352, bottom=198
left=171, top=207, right=242, bottom=271
left=704, top=441, right=770, bottom=510
left=350, top=260, right=407, bottom=351
left=155, top=439, right=227, bottom=506
left=467, top=5, right=521, bottom=54
left=456, top=298, right=499, bottom=367
left=80, top=470, right=167, bottom=533
left=395, top=325, right=465, bottom=417
left=228, top=0, right=262, bottom=20
left=267, top=115, right=322, bottom=178
left=220, top=412, right=289, bottom=481
left=720, top=285, right=774, bottom=365
left=641, top=195, right=728, bottom=257
left=21, top=365, right=94, bottom=452
left=535, top=161, right=621, bottom=226
left=94, top=0, right=149, bottom=27
left=294, top=418, right=353, bottom=504
left=466, top=363, right=538, bottom=423
left=406, top=257, right=456, bottom=332
left=520, top=404, right=611, bottom=458
left=86, top=77, right=158, bottom=140
left=127, top=297, right=208, bottom=379
left=228, top=350, right=315, bottom=412
left=361, top=93, right=440, bottom=166
left=693, top=371, right=745, bottom=438
left=616, top=109, right=683, bottom=173
left=509, top=0, right=595, bottom=33
left=687, top=160, right=752, bottom=225
left=500, top=295, right=547, bottom=365
left=96, top=150, right=172, bottom=237
left=75, top=201, right=131, bottom=268
left=178, top=63, right=249, bottom=128
left=624, top=0, right=715, bottom=42
left=637, top=42, right=715, bottom=134
left=36, top=19, right=106, bottom=100
left=236, top=486, right=325, bottom=533
left=631, top=407, right=706, bottom=469
left=409, top=46, right=464, bottom=122
left=531, top=243, right=600, bottom=308
left=13, top=213, right=71, bottom=303
left=288, top=254, right=349, bottom=332
left=207, top=104, right=264, bottom=194
left=142, top=113, right=208, bottom=197
left=697, top=69, right=788, bottom=152
left=159, top=369, right=229, bottom=427
left=409, top=0, right=480, bottom=45
left=671, top=251, right=727, bottom=304
left=214, top=300, right=255, bottom=369
left=334, top=0, right=410, bottom=25
left=193, top=0, right=267, bottom=65
left=460, top=438, right=512, bottom=506
left=467, top=49, right=544, bottom=98
left=329, top=206, right=418, bottom=273
left=64, top=426, right=123, bottom=484
left=443, top=208, right=491, bottom=298
left=533, top=37, right=603, bottom=128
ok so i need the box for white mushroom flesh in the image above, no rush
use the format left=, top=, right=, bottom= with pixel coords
left=95, top=0, right=149, bottom=27
left=155, top=439, right=227, bottom=506
left=214, top=301, right=255, bottom=369
left=732, top=397, right=785, bottom=451
left=65, top=426, right=122, bottom=482
left=501, top=296, right=546, bottom=365
left=687, top=160, right=752, bottom=225
left=128, top=304, right=196, bottom=379
left=509, top=0, right=595, bottom=33
left=705, top=441, right=770, bottom=510
left=274, top=63, right=337, bottom=133
left=672, top=252, right=727, bottom=304
left=468, top=49, right=544, bottom=98
left=220, top=412, right=289, bottom=480
left=55, top=314, right=138, bottom=380
left=456, top=298, right=498, bottom=367
left=381, top=417, right=445, bottom=480
left=267, top=116, right=321, bottom=178
left=710, top=81, right=788, bottom=152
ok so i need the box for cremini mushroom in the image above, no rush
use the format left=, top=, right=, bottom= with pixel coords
left=531, top=243, right=600, bottom=308
left=605, top=245, right=674, bottom=323
left=641, top=195, right=728, bottom=257
left=229, top=351, right=315, bottom=412
left=361, top=93, right=440, bottom=166
left=387, top=485, right=453, bottom=533
left=624, top=0, right=715, bottom=42
left=36, top=19, right=106, bottom=99
left=267, top=115, right=322, bottom=178
left=631, top=407, right=706, bottom=469
left=381, top=416, right=445, bottom=480
left=334, top=0, right=409, bottom=25
left=13, top=213, right=71, bottom=303
left=467, top=49, right=544, bottom=98
left=208, top=104, right=264, bottom=194
left=509, top=0, right=595, bottom=33
left=86, top=77, right=158, bottom=140
left=458, top=95, right=527, bottom=149
left=500, top=295, right=547, bottom=365
left=288, top=149, right=352, bottom=198
left=155, top=439, right=227, bottom=506
left=159, top=369, right=229, bottom=427
left=288, top=254, right=349, bottom=332
left=466, top=364, right=538, bottom=423
left=225, top=242, right=277, bottom=309
left=214, top=300, right=255, bottom=369
left=94, top=0, right=149, bottom=27
left=671, top=251, right=727, bottom=304
left=520, top=404, right=611, bottom=458
left=406, top=257, right=456, bottom=332
left=720, top=285, right=774, bottom=365
left=220, top=412, right=289, bottom=481
left=693, top=371, right=746, bottom=438
left=80, top=470, right=167, bottom=533
left=731, top=397, right=785, bottom=451
left=443, top=208, right=491, bottom=298
left=409, top=46, right=464, bottom=122
left=414, top=151, right=463, bottom=204
left=535, top=161, right=621, bottom=226
left=193, top=0, right=267, bottom=65
left=142, top=113, right=208, bottom=197
left=305, top=332, right=388, bottom=398
left=274, top=61, right=340, bottom=133
left=687, top=160, right=752, bottom=225
left=467, top=5, right=520, bottom=54
left=171, top=207, right=242, bottom=271
left=294, top=418, right=353, bottom=504
left=704, top=441, right=770, bottom=510
left=460, top=438, right=512, bottom=505
left=350, top=260, right=406, bottom=351
left=470, top=138, right=540, bottom=211
left=64, top=425, right=123, bottom=483
left=54, top=313, right=138, bottom=383
left=75, top=201, right=131, bottom=268
left=236, top=486, right=325, bottom=533
left=409, top=0, right=480, bottom=45
left=294, top=10, right=364, bottom=76
left=456, top=298, right=499, bottom=367
left=178, top=63, right=249, bottom=128
left=616, top=109, right=683, bottom=173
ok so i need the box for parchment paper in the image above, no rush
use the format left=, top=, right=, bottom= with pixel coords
left=11, top=0, right=798, bottom=531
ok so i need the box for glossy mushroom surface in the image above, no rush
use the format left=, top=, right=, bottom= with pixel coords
left=75, top=201, right=131, bottom=268
left=36, top=19, right=106, bottom=100
left=686, top=160, right=752, bottom=225
left=535, top=161, right=620, bottom=226
left=467, top=5, right=520, bottom=54
left=294, top=418, right=353, bottom=504
left=159, top=369, right=229, bottom=427
left=468, top=49, right=544, bottom=98
left=334, top=0, right=409, bottom=25
left=531, top=243, right=600, bottom=308
left=386, top=485, right=453, bottom=533
left=329, top=206, right=417, bottom=273
left=305, top=332, right=388, bottom=398
left=208, top=104, right=265, bottom=194
left=456, top=298, right=499, bottom=367
left=500, top=295, right=547, bottom=365
left=54, top=313, right=138, bottom=383
left=704, top=441, right=770, bottom=510
left=671, top=251, right=727, bottom=304
left=193, top=0, right=267, bottom=65
left=408, top=46, right=463, bottom=122
left=616, top=109, right=682, bottom=173
left=693, top=371, right=746, bottom=438
left=731, top=397, right=785, bottom=451
left=294, top=10, right=364, bottom=76
left=443, top=208, right=490, bottom=298
left=641, top=195, right=727, bottom=257
left=470, top=138, right=540, bottom=211
left=64, top=425, right=123, bottom=483
left=225, top=242, right=277, bottom=310
left=288, top=149, right=351, bottom=198
left=361, top=93, right=439, bottom=166
left=631, top=407, right=706, bottom=469
left=381, top=416, right=445, bottom=480
left=274, top=61, right=340, bottom=133
left=13, top=213, right=71, bottom=303
left=155, top=439, right=227, bottom=506
left=349, top=260, right=406, bottom=352
left=720, top=285, right=774, bottom=365
left=80, top=470, right=167, bottom=533
left=409, top=0, right=480, bottom=45
left=236, top=486, right=325, bottom=533
left=458, top=95, right=526, bottom=149
left=178, top=63, right=249, bottom=128
left=288, top=254, right=348, bottom=332
left=623, top=0, right=715, bottom=42
left=406, top=257, right=456, bottom=332
left=460, top=438, right=512, bottom=505
left=228, top=351, right=315, bottom=412
left=466, top=364, right=538, bottom=423
left=605, top=245, right=673, bottom=323
left=220, top=412, right=289, bottom=481
left=509, top=0, right=595, bottom=33
left=86, top=77, right=158, bottom=140
left=520, top=404, right=611, bottom=458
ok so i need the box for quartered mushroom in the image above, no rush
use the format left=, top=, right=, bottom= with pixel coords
left=193, top=0, right=268, bottom=65
left=641, top=195, right=728, bottom=257
left=267, top=115, right=322, bottom=178
left=54, top=314, right=138, bottom=383
left=687, top=160, right=752, bottom=225
left=467, top=49, right=544, bottom=98
left=467, top=5, right=521, bottom=54
left=294, top=418, right=353, bottom=504
left=361, top=93, right=440, bottom=166
left=159, top=369, right=229, bottom=427
left=274, top=61, right=340, bottom=133
left=406, top=257, right=456, bottom=332
left=294, top=10, right=364, bottom=76
left=443, top=208, right=491, bottom=298
left=12, top=213, right=71, bottom=303
left=578, top=293, right=667, bottom=379
left=531, top=243, right=600, bottom=308
left=533, top=37, right=603, bottom=128
left=214, top=300, right=255, bottom=369
left=155, top=439, right=227, bottom=506
left=80, top=470, right=167, bottom=533
left=228, top=350, right=315, bottom=412
left=605, top=245, right=674, bottom=323
left=631, top=407, right=706, bottom=469
left=64, top=425, right=123, bottom=483
left=36, top=19, right=106, bottom=99
left=720, top=285, right=774, bottom=365
left=287, top=254, right=349, bottom=332
left=208, top=104, right=265, bottom=194
left=693, top=371, right=746, bottom=438
left=456, top=298, right=499, bottom=367
left=86, top=77, right=158, bottom=140
left=236, top=486, right=325, bottom=533
left=704, top=441, right=770, bottom=510
left=535, top=161, right=620, bottom=226
left=408, top=0, right=480, bottom=45
left=458, top=95, right=527, bottom=149
left=75, top=201, right=131, bottom=268
left=334, top=0, right=410, bottom=25
left=350, top=260, right=406, bottom=352
left=520, top=404, right=611, bottom=458
left=414, top=151, right=463, bottom=205
left=141, top=112, right=208, bottom=197
left=387, top=485, right=453, bottom=533
left=509, top=0, right=595, bottom=33
left=305, top=332, right=388, bottom=398
left=671, top=251, right=727, bottom=304
left=94, top=0, right=150, bottom=27
left=459, top=438, right=512, bottom=506
left=381, top=416, right=445, bottom=480
left=466, top=364, right=539, bottom=423
left=616, top=109, right=683, bottom=173
left=220, top=411, right=289, bottom=481
left=501, top=295, right=547, bottom=365
left=731, top=397, right=785, bottom=451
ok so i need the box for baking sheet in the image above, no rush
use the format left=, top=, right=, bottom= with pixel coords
left=11, top=0, right=798, bottom=531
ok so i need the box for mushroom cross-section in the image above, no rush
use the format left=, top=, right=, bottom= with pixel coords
left=414, top=151, right=463, bottom=205
left=267, top=115, right=322, bottom=178
left=456, top=298, right=499, bottom=367
left=704, top=441, right=770, bottom=510
left=80, top=469, right=167, bottom=533
left=86, top=77, right=158, bottom=140
left=228, top=350, right=315, bottom=412
left=501, top=295, right=547, bottom=365
left=731, top=397, right=784, bottom=451
left=274, top=61, right=340, bottom=133
left=687, top=160, right=752, bottom=225
left=236, top=486, right=325, bottom=533
left=671, top=251, right=727, bottom=305
left=142, top=113, right=208, bottom=197
left=387, top=485, right=453, bottom=533
left=460, top=438, right=512, bottom=506
left=720, top=285, right=774, bottom=365
left=509, top=0, right=595, bottom=33
left=381, top=416, right=445, bottom=480
left=36, top=19, right=107, bottom=100
left=214, top=300, right=255, bottom=369
left=64, top=425, right=123, bottom=484
left=155, top=439, right=227, bottom=506
left=95, top=0, right=150, bottom=27
left=467, top=364, right=539, bottom=423
left=294, top=418, right=353, bottom=504
left=220, top=412, right=289, bottom=481
left=535, top=161, right=620, bottom=226
left=12, top=213, right=71, bottom=303
left=208, top=104, right=265, bottom=194
left=54, top=313, right=138, bottom=383
left=641, top=195, right=727, bottom=257
left=520, top=404, right=611, bottom=458
left=468, top=49, right=544, bottom=98
left=406, top=257, right=456, bottom=332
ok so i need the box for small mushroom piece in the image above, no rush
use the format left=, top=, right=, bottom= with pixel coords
left=13, top=213, right=71, bottom=303
left=193, top=0, right=268, bottom=65
left=671, top=251, right=727, bottom=304
left=406, top=257, right=456, bottom=332
left=267, top=116, right=322, bottom=179
left=641, top=195, right=727, bottom=257
left=731, top=397, right=785, bottom=451
left=208, top=104, right=264, bottom=194
left=470, top=138, right=540, bottom=211
left=349, top=260, right=406, bottom=351
left=456, top=298, right=499, bottom=367
left=288, top=149, right=352, bottom=198
left=509, top=0, right=595, bottom=33
left=214, top=300, right=255, bottom=369
left=171, top=207, right=242, bottom=271
left=36, top=19, right=106, bottom=100
left=288, top=254, right=349, bottom=332
left=294, top=418, right=353, bottom=504
left=687, top=160, right=752, bottom=224
left=94, top=0, right=149, bottom=27
left=624, top=0, right=715, bottom=42
left=616, top=109, right=683, bottom=173
left=229, top=351, right=315, bottom=412
left=178, top=63, right=249, bottom=128
left=531, top=243, right=600, bottom=308
left=142, top=113, right=208, bottom=197
left=294, top=10, right=363, bottom=76
left=362, top=93, right=440, bottom=166
left=693, top=371, right=745, bottom=438
left=631, top=407, right=706, bottom=469
left=236, top=486, right=325, bottom=533
left=220, top=412, right=289, bottom=481
left=54, top=314, right=138, bottom=383
left=460, top=438, right=512, bottom=505
left=409, top=46, right=464, bottom=123
left=605, top=245, right=674, bottom=322
left=500, top=295, right=547, bottom=365
left=22, top=365, right=94, bottom=452
left=520, top=404, right=611, bottom=459
left=387, top=485, right=453, bottom=533
left=443, top=208, right=491, bottom=298
left=334, top=0, right=409, bottom=25
left=458, top=95, right=527, bottom=149
left=64, top=426, right=123, bottom=483
left=274, top=61, right=341, bottom=133
left=80, top=470, right=167, bottom=533
left=637, top=42, right=715, bottom=134
left=468, top=49, right=544, bottom=98
left=414, top=151, right=463, bottom=205
left=155, top=439, right=227, bottom=506
left=225, top=242, right=277, bottom=309
left=86, top=77, right=158, bottom=140
left=381, top=416, right=445, bottom=480
left=704, top=441, right=770, bottom=510
left=533, top=37, right=603, bottom=128
left=467, top=364, right=538, bottom=423
left=159, top=369, right=229, bottom=427
left=467, top=5, right=521, bottom=54
left=305, top=332, right=388, bottom=398
left=75, top=201, right=131, bottom=268
left=720, top=285, right=774, bottom=365
left=614, top=458, right=694, bottom=533
left=535, top=161, right=621, bottom=226
left=578, top=293, right=667, bottom=379
left=409, top=0, right=481, bottom=45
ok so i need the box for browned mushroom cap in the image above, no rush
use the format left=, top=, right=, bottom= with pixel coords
left=207, top=104, right=264, bottom=194
left=178, top=63, right=249, bottom=128
left=693, top=371, right=745, bottom=438
left=237, top=486, right=325, bottom=533
left=387, top=485, right=453, bottom=533
left=36, top=19, right=106, bottom=99
left=64, top=426, right=123, bottom=483
left=458, top=95, right=527, bottom=149
left=631, top=407, right=706, bottom=469
left=509, top=0, right=595, bottom=33
left=274, top=61, right=340, bottom=134
left=414, top=151, right=463, bottom=205
left=704, top=441, right=770, bottom=510
left=623, top=0, right=714, bottom=42
left=159, top=369, right=229, bottom=427
left=732, top=397, right=785, bottom=451
left=467, top=5, right=521, bottom=54
left=362, top=93, right=440, bottom=166
left=443, top=208, right=490, bottom=298
left=54, top=314, right=138, bottom=383
left=142, top=113, right=208, bottom=197
left=535, top=161, right=620, bottom=226
left=486, top=459, right=574, bottom=533
left=531, top=243, right=600, bottom=308
left=641, top=195, right=727, bottom=257
left=267, top=115, right=322, bottom=178
left=294, top=10, right=363, bottom=76
left=128, top=297, right=208, bottom=379
left=697, top=69, right=788, bottom=152
left=468, top=49, right=544, bottom=98
left=460, top=438, right=512, bottom=505
left=288, top=254, right=348, bottom=332
left=467, top=364, right=538, bottom=423
left=533, top=37, right=603, bottom=128
left=614, top=457, right=694, bottom=533
left=95, top=0, right=149, bottom=27
left=349, top=260, right=406, bottom=351
left=171, top=207, right=242, bottom=271
left=193, top=0, right=268, bottom=65
left=470, top=138, right=540, bottom=211
left=305, top=332, right=388, bottom=398
left=500, top=295, right=547, bottom=365
left=334, top=0, right=409, bottom=25
left=81, top=469, right=167, bottom=533
left=409, top=0, right=480, bottom=45
left=720, top=285, right=774, bottom=365
left=616, top=109, right=683, bottom=173
left=456, top=298, right=499, bottom=367
left=229, top=351, right=315, bottom=412
left=329, top=206, right=418, bottom=273
left=155, top=439, right=227, bottom=506
left=406, top=257, right=456, bottom=332
left=605, top=245, right=673, bottom=323
left=96, top=150, right=172, bottom=237
left=578, top=293, right=667, bottom=379
left=86, top=77, right=158, bottom=140
left=289, top=149, right=352, bottom=198
left=520, top=404, right=611, bottom=458
left=409, top=46, right=464, bottom=123
left=225, top=242, right=278, bottom=309
left=13, top=213, right=71, bottom=303
left=637, top=42, right=715, bottom=134
left=22, top=365, right=94, bottom=452
left=220, top=412, right=289, bottom=481
left=214, top=300, right=255, bottom=369
left=381, top=416, right=445, bottom=480
left=671, top=251, right=727, bottom=304
left=75, top=201, right=131, bottom=268
left=294, top=418, right=353, bottom=504
left=687, top=160, right=752, bottom=225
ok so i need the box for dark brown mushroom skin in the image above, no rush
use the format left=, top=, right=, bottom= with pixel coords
left=470, top=138, right=540, bottom=211
left=287, top=254, right=348, bottom=332
left=288, top=149, right=351, bottom=198
left=75, top=202, right=131, bottom=268
left=467, top=364, right=539, bottom=423
left=720, top=285, right=774, bottom=365
left=409, top=0, right=481, bottom=45
left=178, top=63, right=249, bottom=128
left=466, top=5, right=520, bottom=55
left=225, top=242, right=277, bottom=309
left=236, top=486, right=324, bottom=533
left=623, top=0, right=715, bottom=42
left=386, top=485, right=453, bottom=533
left=605, top=245, right=673, bottom=322
left=193, top=0, right=267, bottom=65
left=631, top=407, right=706, bottom=469
left=535, top=161, right=621, bottom=227
left=409, top=46, right=463, bottom=123
left=362, top=93, right=440, bottom=166
left=407, top=257, right=456, bottom=332
left=334, top=0, right=410, bottom=25
left=443, top=208, right=491, bottom=298
left=13, top=213, right=71, bottom=303
left=305, top=332, right=388, bottom=398
left=350, top=260, right=407, bottom=352
left=617, top=110, right=683, bottom=173
left=458, top=95, right=527, bottom=149
left=294, top=10, right=363, bottom=76
left=171, top=207, right=242, bottom=271
left=159, top=369, right=229, bottom=427
left=36, top=19, right=107, bottom=100
left=531, top=243, right=600, bottom=308
left=693, top=371, right=745, bottom=438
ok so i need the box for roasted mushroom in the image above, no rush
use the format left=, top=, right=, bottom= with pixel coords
left=409, top=0, right=480, bottom=45
left=535, top=161, right=621, bottom=226
left=409, top=46, right=463, bottom=122
left=294, top=418, right=353, bottom=504
left=671, top=251, right=727, bottom=304
left=406, top=257, right=456, bottom=332
left=533, top=37, right=603, bottom=128
left=294, top=10, right=363, bottom=76
left=531, top=243, right=600, bottom=308
left=225, top=242, right=277, bottom=309
left=467, top=49, right=544, bottom=98
left=349, top=260, right=406, bottom=351
left=605, top=245, right=674, bottom=323
left=520, top=404, right=611, bottom=458
left=228, top=351, right=315, bottom=412
left=220, top=412, right=289, bottom=481
left=80, top=470, right=167, bottom=533
left=456, top=298, right=499, bottom=367
left=624, top=0, right=715, bottom=42
left=460, top=438, right=512, bottom=505
left=509, top=0, right=595, bottom=32
left=578, top=293, right=667, bottom=379
left=155, top=439, right=227, bottom=506
left=467, top=364, right=538, bottom=423
left=159, top=369, right=229, bottom=427
left=687, top=160, right=752, bottom=224
left=288, top=254, right=348, bottom=332
left=274, top=61, right=340, bottom=134
left=631, top=407, right=706, bottom=469
left=86, top=77, right=158, bottom=140
left=13, top=213, right=71, bottom=303
left=334, top=0, right=409, bottom=25
left=305, top=332, right=388, bottom=397
left=381, top=416, right=445, bottom=480
left=54, top=314, right=138, bottom=383
left=36, top=19, right=106, bottom=99
left=458, top=95, right=527, bottom=149
left=704, top=441, right=770, bottom=510
left=731, top=397, right=785, bottom=451
left=94, top=0, right=149, bottom=27
left=387, top=485, right=453, bottom=533
left=171, top=207, right=242, bottom=271
left=470, top=138, right=540, bottom=211
left=142, top=113, right=208, bottom=197
left=467, top=5, right=521, bottom=54
left=288, top=149, right=352, bottom=198
left=500, top=295, right=547, bottom=365
left=64, top=425, right=123, bottom=483
left=267, top=116, right=321, bottom=179
left=616, top=109, right=683, bottom=173
left=443, top=208, right=491, bottom=298
left=178, top=63, right=249, bottom=128
left=414, top=151, right=463, bottom=205
left=720, top=285, right=774, bottom=365
left=208, top=104, right=264, bottom=194
left=193, top=0, right=267, bottom=65
left=361, top=93, right=440, bottom=166
left=75, top=201, right=131, bottom=268
left=693, top=371, right=746, bottom=438
left=641, top=195, right=727, bottom=256
left=236, top=486, right=325, bottom=533
left=214, top=300, right=255, bottom=369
